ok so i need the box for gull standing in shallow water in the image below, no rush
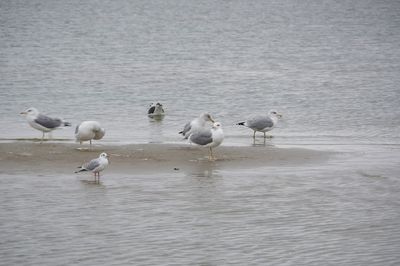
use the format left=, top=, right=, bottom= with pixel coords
left=179, top=113, right=215, bottom=139
left=75, top=121, right=105, bottom=149
left=75, top=152, right=109, bottom=183
left=237, top=110, right=282, bottom=139
left=189, top=122, right=224, bottom=161
left=20, top=107, right=71, bottom=142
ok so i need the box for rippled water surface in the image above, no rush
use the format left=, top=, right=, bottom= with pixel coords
left=1, top=0, right=400, bottom=265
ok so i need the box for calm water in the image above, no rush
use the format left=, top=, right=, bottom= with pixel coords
left=1, top=0, right=400, bottom=265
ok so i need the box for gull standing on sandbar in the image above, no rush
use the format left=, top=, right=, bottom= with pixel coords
left=179, top=113, right=215, bottom=139
left=75, top=152, right=109, bottom=183
left=237, top=110, right=282, bottom=139
left=75, top=121, right=105, bottom=149
left=189, top=122, right=224, bottom=161
left=20, top=107, right=71, bottom=142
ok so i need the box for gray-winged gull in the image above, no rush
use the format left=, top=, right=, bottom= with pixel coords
left=189, top=122, right=224, bottom=161
left=75, top=152, right=109, bottom=182
left=237, top=110, right=282, bottom=138
left=20, top=107, right=71, bottom=142
left=179, top=112, right=215, bottom=139
left=75, top=121, right=105, bottom=149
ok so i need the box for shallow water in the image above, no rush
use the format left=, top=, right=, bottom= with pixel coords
left=1, top=0, right=399, bottom=146
left=0, top=144, right=399, bottom=265
left=1, top=0, right=400, bottom=265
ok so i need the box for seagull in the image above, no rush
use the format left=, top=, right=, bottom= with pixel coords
left=179, top=113, right=215, bottom=139
left=189, top=122, right=224, bottom=161
left=148, top=102, right=165, bottom=116
left=75, top=152, right=109, bottom=182
left=75, top=121, right=105, bottom=149
left=20, top=107, right=71, bottom=142
left=237, top=110, right=282, bottom=139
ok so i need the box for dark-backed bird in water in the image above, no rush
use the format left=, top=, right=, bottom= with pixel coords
left=148, top=102, right=165, bottom=117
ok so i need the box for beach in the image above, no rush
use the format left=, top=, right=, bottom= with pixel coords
left=0, top=141, right=331, bottom=176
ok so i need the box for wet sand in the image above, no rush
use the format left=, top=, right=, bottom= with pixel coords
left=0, top=141, right=331, bottom=175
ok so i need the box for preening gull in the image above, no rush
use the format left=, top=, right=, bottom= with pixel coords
left=148, top=102, right=165, bottom=116
left=179, top=113, right=215, bottom=139
left=75, top=152, right=109, bottom=182
left=75, top=121, right=105, bottom=149
left=237, top=110, right=282, bottom=138
left=189, top=122, right=224, bottom=161
left=20, top=107, right=71, bottom=142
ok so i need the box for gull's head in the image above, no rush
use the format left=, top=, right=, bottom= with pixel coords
left=99, top=152, right=108, bottom=159
left=268, top=110, right=282, bottom=118
left=200, top=113, right=215, bottom=123
left=212, top=122, right=222, bottom=129
left=155, top=103, right=164, bottom=111
left=20, top=107, right=39, bottom=117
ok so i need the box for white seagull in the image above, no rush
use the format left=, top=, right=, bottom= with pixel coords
left=20, top=107, right=71, bottom=142
left=75, top=152, right=109, bottom=182
left=179, top=113, right=215, bottom=139
left=75, top=121, right=105, bottom=149
left=189, top=122, right=224, bottom=161
left=237, top=110, right=282, bottom=138
left=148, top=102, right=165, bottom=116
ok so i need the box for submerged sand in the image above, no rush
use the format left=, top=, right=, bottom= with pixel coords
left=0, top=142, right=331, bottom=175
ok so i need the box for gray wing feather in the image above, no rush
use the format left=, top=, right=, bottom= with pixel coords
left=84, top=158, right=101, bottom=171
left=247, top=116, right=273, bottom=130
left=35, top=114, right=62, bottom=129
left=75, top=123, right=81, bottom=134
left=180, top=122, right=191, bottom=135
left=190, top=129, right=213, bottom=146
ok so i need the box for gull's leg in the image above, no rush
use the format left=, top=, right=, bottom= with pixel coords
left=253, top=131, right=256, bottom=139
left=263, top=132, right=266, bottom=138
left=41, top=132, right=44, bottom=143
left=89, top=140, right=92, bottom=151
left=209, top=147, right=215, bottom=161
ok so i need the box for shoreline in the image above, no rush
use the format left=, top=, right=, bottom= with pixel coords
left=0, top=142, right=332, bottom=175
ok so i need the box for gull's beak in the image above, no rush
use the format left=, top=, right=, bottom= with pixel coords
left=277, top=113, right=283, bottom=118
left=209, top=117, right=215, bottom=123
left=20, top=111, right=27, bottom=115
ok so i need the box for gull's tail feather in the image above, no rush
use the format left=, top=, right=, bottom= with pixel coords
left=236, top=121, right=245, bottom=126
left=74, top=168, right=87, bottom=173
left=64, top=121, right=71, bottom=127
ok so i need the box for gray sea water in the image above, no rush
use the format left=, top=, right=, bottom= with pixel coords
left=1, top=0, right=400, bottom=265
